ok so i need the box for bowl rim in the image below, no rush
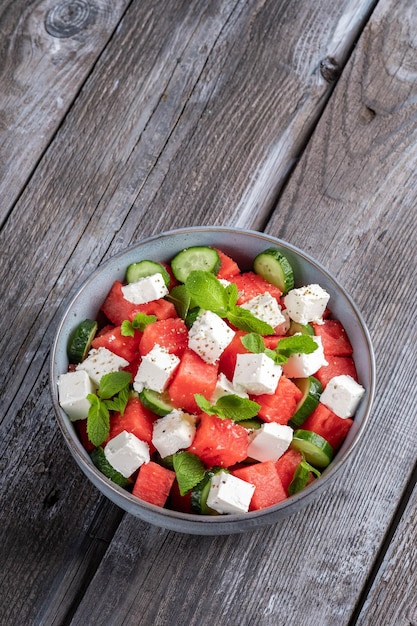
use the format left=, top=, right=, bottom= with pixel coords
left=50, top=225, right=376, bottom=533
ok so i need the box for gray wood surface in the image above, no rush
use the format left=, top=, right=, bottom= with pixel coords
left=1, top=0, right=415, bottom=624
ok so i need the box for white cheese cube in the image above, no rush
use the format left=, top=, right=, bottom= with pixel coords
left=76, top=347, right=129, bottom=386
left=188, top=309, right=235, bottom=364
left=275, top=308, right=291, bottom=335
left=152, top=409, right=196, bottom=458
left=233, top=352, right=282, bottom=395
left=104, top=430, right=150, bottom=478
left=206, top=471, right=255, bottom=514
left=283, top=284, right=330, bottom=324
left=133, top=344, right=180, bottom=393
left=319, top=374, right=365, bottom=418
left=240, top=292, right=286, bottom=328
left=121, top=273, right=168, bottom=304
left=211, top=373, right=249, bottom=402
left=282, top=336, right=328, bottom=378
left=57, top=370, right=96, bottom=421
left=247, top=423, right=293, bottom=462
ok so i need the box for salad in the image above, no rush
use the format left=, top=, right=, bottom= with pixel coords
left=57, top=245, right=365, bottom=515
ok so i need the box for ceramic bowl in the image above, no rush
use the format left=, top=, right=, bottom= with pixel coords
left=50, top=226, right=375, bottom=534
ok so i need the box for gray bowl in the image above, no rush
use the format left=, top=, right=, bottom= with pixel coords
left=50, top=227, right=375, bottom=534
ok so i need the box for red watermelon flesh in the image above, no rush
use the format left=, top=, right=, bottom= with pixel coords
left=312, top=320, right=353, bottom=356
left=188, top=413, right=249, bottom=468
left=232, top=461, right=287, bottom=510
left=132, top=461, right=175, bottom=507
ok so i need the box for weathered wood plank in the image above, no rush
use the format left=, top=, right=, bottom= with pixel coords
left=64, top=0, right=416, bottom=624
left=354, top=472, right=417, bottom=625
left=0, top=0, right=392, bottom=624
left=0, top=0, right=129, bottom=227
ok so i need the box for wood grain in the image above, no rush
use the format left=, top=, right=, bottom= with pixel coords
left=1, top=0, right=414, bottom=624
left=0, top=0, right=130, bottom=227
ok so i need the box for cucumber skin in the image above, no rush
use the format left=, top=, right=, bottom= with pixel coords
left=289, top=376, right=323, bottom=429
left=126, top=260, right=170, bottom=286
left=290, top=430, right=333, bottom=469
left=171, top=246, right=220, bottom=283
left=67, top=319, right=98, bottom=364
left=253, top=248, right=294, bottom=293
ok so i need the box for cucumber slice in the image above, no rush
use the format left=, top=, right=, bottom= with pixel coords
left=125, top=260, right=170, bottom=286
left=289, top=376, right=323, bottom=429
left=170, top=246, right=220, bottom=283
left=139, top=388, right=174, bottom=416
left=240, top=417, right=263, bottom=430
left=288, top=320, right=314, bottom=336
left=67, top=319, right=98, bottom=364
left=191, top=468, right=225, bottom=514
left=90, top=447, right=131, bottom=488
left=253, top=248, right=294, bottom=294
left=290, top=430, right=333, bottom=468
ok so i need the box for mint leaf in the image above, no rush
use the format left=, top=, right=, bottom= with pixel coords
left=173, top=451, right=206, bottom=496
left=166, top=285, right=191, bottom=319
left=195, top=392, right=260, bottom=422
left=194, top=393, right=221, bottom=416
left=240, top=332, right=265, bottom=353
left=227, top=306, right=275, bottom=334
left=224, top=282, right=239, bottom=308
left=131, top=312, right=157, bottom=331
left=104, top=384, right=130, bottom=415
left=185, top=271, right=229, bottom=316
left=276, top=335, right=317, bottom=357
left=121, top=320, right=135, bottom=337
left=87, top=394, right=110, bottom=446
left=97, top=371, right=132, bottom=400
left=216, top=395, right=260, bottom=421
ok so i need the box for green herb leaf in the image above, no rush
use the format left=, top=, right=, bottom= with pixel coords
left=240, top=332, right=265, bottom=353
left=97, top=371, right=132, bottom=400
left=173, top=451, right=206, bottom=496
left=185, top=271, right=229, bottom=316
left=195, top=393, right=260, bottom=422
left=224, top=282, right=239, bottom=308
left=194, top=393, right=221, bottom=416
left=131, top=312, right=157, bottom=331
left=86, top=394, right=110, bottom=446
left=166, top=285, right=191, bottom=319
left=104, top=384, right=130, bottom=415
left=120, top=320, right=135, bottom=337
left=276, top=334, right=318, bottom=357
left=227, top=306, right=275, bottom=334
left=216, top=395, right=261, bottom=421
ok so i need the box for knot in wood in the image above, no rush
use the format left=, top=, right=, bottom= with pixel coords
left=320, top=56, right=341, bottom=83
left=45, top=0, right=97, bottom=38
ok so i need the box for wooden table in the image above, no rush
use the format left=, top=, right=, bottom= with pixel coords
left=1, top=1, right=416, bottom=624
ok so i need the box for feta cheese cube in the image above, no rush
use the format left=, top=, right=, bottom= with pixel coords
left=247, top=423, right=293, bottom=462
left=282, top=336, right=328, bottom=378
left=240, top=292, right=286, bottom=328
left=283, top=284, right=330, bottom=324
left=76, top=347, right=129, bottom=386
left=211, top=373, right=248, bottom=402
left=133, top=344, right=180, bottom=393
left=57, top=370, right=96, bottom=421
left=104, top=430, right=150, bottom=478
left=188, top=310, right=235, bottom=364
left=275, top=308, right=291, bottom=335
left=206, top=471, right=255, bottom=514
left=319, top=374, right=365, bottom=418
left=152, top=409, right=196, bottom=458
left=233, top=352, right=282, bottom=395
left=121, top=273, right=168, bottom=304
